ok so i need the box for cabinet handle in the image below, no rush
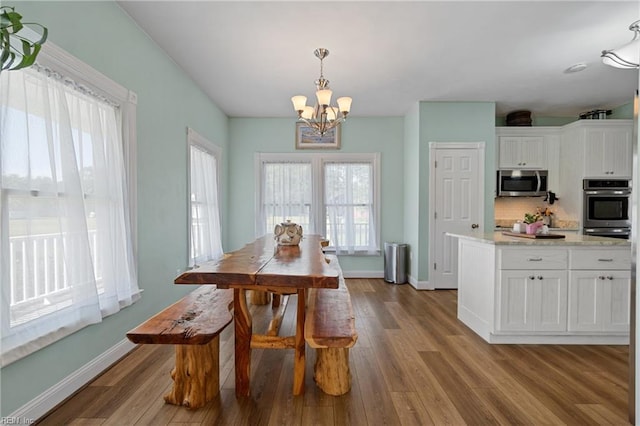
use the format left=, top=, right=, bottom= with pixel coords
left=607, top=276, right=614, bottom=280
left=597, top=258, right=614, bottom=262
left=537, top=276, right=543, bottom=280
left=528, top=258, right=543, bottom=261
left=529, top=275, right=535, bottom=280
left=598, top=276, right=606, bottom=280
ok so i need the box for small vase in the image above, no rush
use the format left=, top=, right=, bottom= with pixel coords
left=525, top=222, right=541, bottom=235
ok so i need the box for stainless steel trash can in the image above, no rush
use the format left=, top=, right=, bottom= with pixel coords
left=384, top=242, right=407, bottom=284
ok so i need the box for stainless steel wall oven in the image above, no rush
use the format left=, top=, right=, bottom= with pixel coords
left=583, top=179, right=631, bottom=239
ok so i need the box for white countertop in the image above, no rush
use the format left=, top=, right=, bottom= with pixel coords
left=448, top=231, right=631, bottom=246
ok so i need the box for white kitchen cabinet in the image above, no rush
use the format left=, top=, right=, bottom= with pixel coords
left=583, top=126, right=632, bottom=178
left=499, top=270, right=567, bottom=332
left=568, top=270, right=630, bottom=332
left=498, top=136, right=546, bottom=169
left=454, top=233, right=630, bottom=344
left=558, top=120, right=633, bottom=226
left=567, top=248, right=631, bottom=333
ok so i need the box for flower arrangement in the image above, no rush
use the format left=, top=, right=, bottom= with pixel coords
left=523, top=211, right=544, bottom=234
left=523, top=212, right=542, bottom=224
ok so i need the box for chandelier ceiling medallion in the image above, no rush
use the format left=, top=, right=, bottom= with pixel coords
left=601, top=19, right=640, bottom=69
left=291, top=48, right=352, bottom=136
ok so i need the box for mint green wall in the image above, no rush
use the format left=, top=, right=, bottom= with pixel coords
left=403, top=104, right=421, bottom=280
left=0, top=2, right=229, bottom=416
left=228, top=117, right=404, bottom=273
left=417, top=102, right=496, bottom=282
left=610, top=101, right=634, bottom=119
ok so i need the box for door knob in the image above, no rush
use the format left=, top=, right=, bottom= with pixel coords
left=471, top=223, right=479, bottom=229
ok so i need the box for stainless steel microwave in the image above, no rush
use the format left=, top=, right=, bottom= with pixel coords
left=497, top=170, right=548, bottom=197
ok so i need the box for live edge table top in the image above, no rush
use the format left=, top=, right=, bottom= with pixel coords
left=173, top=234, right=340, bottom=398
left=174, top=234, right=340, bottom=290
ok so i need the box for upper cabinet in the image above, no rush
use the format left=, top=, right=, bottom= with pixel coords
left=561, top=120, right=633, bottom=179
left=498, top=136, right=546, bottom=169
left=496, top=127, right=560, bottom=171
left=583, top=125, right=632, bottom=178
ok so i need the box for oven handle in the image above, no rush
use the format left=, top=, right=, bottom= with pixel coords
left=584, top=228, right=631, bottom=237
left=535, top=170, right=541, bottom=194
left=584, top=190, right=631, bottom=195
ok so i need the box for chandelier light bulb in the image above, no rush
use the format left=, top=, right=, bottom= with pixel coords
left=301, top=106, right=314, bottom=120
left=337, top=97, right=352, bottom=114
left=291, top=95, right=307, bottom=112
left=326, top=107, right=338, bottom=121
left=316, top=89, right=332, bottom=107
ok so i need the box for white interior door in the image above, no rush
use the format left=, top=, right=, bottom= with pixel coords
left=431, top=145, right=484, bottom=289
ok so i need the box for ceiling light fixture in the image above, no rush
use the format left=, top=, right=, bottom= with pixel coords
left=291, top=48, right=352, bottom=136
left=564, top=63, right=587, bottom=74
left=601, top=19, right=640, bottom=69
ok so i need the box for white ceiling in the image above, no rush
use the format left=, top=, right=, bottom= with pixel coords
left=118, top=1, right=640, bottom=119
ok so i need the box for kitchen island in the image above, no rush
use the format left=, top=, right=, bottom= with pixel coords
left=449, top=231, right=631, bottom=344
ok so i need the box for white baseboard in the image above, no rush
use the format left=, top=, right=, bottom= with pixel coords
left=10, top=338, right=137, bottom=421
left=408, top=274, right=432, bottom=290
left=341, top=271, right=432, bottom=290
left=342, top=270, right=384, bottom=279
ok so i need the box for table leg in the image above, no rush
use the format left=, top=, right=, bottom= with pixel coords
left=234, top=288, right=252, bottom=397
left=293, top=288, right=306, bottom=395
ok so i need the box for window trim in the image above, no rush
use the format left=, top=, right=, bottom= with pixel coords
left=255, top=152, right=381, bottom=255
left=187, top=127, right=222, bottom=267
left=1, top=41, right=140, bottom=365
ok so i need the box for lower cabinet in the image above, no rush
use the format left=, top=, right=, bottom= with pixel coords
left=568, top=270, right=630, bottom=332
left=456, top=238, right=630, bottom=344
left=499, top=270, right=567, bottom=332
left=496, top=246, right=630, bottom=336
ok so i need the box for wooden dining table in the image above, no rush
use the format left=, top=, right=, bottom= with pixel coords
left=174, top=234, right=340, bottom=397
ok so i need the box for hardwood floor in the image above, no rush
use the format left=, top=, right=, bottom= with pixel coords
left=38, top=279, right=630, bottom=425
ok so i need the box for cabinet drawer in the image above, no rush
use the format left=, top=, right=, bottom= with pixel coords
left=570, top=249, right=631, bottom=270
left=500, top=249, right=568, bottom=270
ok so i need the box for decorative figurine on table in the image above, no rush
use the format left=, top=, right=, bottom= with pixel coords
left=274, top=220, right=303, bottom=246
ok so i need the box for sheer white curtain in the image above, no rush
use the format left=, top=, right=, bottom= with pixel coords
left=258, top=161, right=313, bottom=237
left=324, top=162, right=377, bottom=254
left=0, top=66, right=139, bottom=366
left=189, top=143, right=223, bottom=265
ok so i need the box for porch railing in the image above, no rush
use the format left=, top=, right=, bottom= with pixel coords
left=8, top=231, right=101, bottom=324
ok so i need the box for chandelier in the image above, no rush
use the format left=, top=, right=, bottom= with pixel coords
left=291, top=48, right=352, bottom=136
left=601, top=20, right=640, bottom=69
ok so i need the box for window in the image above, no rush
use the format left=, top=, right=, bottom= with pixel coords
left=256, top=153, right=380, bottom=254
left=0, top=43, right=139, bottom=366
left=188, top=128, right=223, bottom=266
left=256, top=159, right=313, bottom=237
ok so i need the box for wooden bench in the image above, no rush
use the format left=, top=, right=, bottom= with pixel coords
left=304, top=256, right=357, bottom=395
left=126, top=286, right=233, bottom=409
